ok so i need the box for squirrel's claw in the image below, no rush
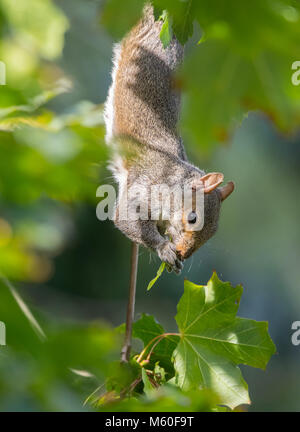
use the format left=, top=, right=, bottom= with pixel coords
left=174, top=258, right=183, bottom=273
left=166, top=260, right=182, bottom=274
left=157, top=241, right=183, bottom=274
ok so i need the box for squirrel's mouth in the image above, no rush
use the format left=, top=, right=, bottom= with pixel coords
left=176, top=250, right=184, bottom=261
left=177, top=249, right=193, bottom=261
left=176, top=245, right=193, bottom=261
left=175, top=233, right=195, bottom=260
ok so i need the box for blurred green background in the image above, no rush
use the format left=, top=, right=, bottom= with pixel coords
left=0, top=0, right=299, bottom=411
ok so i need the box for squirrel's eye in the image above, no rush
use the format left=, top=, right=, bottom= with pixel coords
left=187, top=211, right=197, bottom=224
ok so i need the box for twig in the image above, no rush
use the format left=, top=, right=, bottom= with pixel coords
left=136, top=332, right=179, bottom=364
left=121, top=242, right=139, bottom=362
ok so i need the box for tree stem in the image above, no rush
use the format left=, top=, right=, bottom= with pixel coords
left=121, top=242, right=139, bottom=362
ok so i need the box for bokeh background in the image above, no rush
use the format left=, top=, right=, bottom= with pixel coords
left=0, top=0, right=299, bottom=411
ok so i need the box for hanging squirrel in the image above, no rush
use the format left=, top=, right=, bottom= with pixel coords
left=104, top=4, right=234, bottom=274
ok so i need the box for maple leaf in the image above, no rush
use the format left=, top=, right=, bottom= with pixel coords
left=173, top=272, right=276, bottom=409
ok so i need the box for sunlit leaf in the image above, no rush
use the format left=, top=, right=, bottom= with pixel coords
left=173, top=272, right=276, bottom=409
left=159, top=11, right=173, bottom=49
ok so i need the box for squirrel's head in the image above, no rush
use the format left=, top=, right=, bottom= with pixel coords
left=168, top=172, right=235, bottom=260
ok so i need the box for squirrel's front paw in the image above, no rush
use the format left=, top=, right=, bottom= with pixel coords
left=157, top=241, right=183, bottom=274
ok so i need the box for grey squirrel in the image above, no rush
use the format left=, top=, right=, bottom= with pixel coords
left=104, top=4, right=234, bottom=273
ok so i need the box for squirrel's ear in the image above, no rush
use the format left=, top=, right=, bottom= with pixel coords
left=219, top=181, right=235, bottom=201
left=199, top=172, right=224, bottom=194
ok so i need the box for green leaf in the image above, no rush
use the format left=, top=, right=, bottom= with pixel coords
left=152, top=0, right=195, bottom=44
left=180, top=37, right=300, bottom=152
left=142, top=368, right=154, bottom=396
left=98, top=383, right=218, bottom=412
left=132, top=314, right=178, bottom=376
left=0, top=275, right=46, bottom=341
left=154, top=362, right=166, bottom=384
left=0, top=80, right=71, bottom=120
left=133, top=313, right=165, bottom=345
left=170, top=0, right=194, bottom=45
left=159, top=11, right=173, bottom=48
left=106, top=360, right=140, bottom=394
left=100, top=0, right=144, bottom=40
left=173, top=272, right=276, bottom=409
left=178, top=0, right=300, bottom=151
left=147, top=262, right=166, bottom=291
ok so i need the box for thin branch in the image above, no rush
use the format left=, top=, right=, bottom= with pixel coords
left=136, top=332, right=180, bottom=364
left=121, top=242, right=139, bottom=362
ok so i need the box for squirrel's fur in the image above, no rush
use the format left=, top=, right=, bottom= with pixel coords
left=104, top=4, right=234, bottom=273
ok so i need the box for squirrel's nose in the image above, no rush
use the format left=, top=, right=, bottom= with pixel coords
left=176, top=245, right=195, bottom=261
